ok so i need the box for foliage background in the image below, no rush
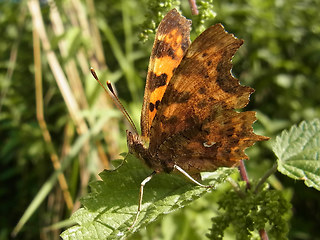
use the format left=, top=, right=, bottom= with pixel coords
left=0, top=0, right=319, bottom=239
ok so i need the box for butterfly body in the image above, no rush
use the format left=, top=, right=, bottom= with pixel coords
left=127, top=9, right=268, bottom=178
left=127, top=131, right=171, bottom=173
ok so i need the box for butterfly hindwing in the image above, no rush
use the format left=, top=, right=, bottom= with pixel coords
left=140, top=9, right=191, bottom=137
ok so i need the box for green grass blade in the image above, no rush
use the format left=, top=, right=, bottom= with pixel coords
left=12, top=112, right=118, bottom=236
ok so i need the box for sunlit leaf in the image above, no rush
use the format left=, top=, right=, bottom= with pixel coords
left=273, top=119, right=320, bottom=191
left=61, top=154, right=235, bottom=239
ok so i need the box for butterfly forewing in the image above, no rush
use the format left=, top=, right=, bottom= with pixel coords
left=140, top=9, right=191, bottom=137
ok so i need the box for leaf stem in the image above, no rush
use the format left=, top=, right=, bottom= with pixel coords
left=254, top=163, right=278, bottom=193
left=188, top=0, right=199, bottom=15
left=259, top=229, right=269, bottom=240
left=238, top=160, right=251, bottom=190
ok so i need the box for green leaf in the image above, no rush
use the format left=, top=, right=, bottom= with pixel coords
left=273, top=119, right=320, bottom=191
left=61, top=154, right=235, bottom=239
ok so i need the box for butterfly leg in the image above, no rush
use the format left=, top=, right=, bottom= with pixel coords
left=174, top=165, right=213, bottom=188
left=129, top=171, right=157, bottom=230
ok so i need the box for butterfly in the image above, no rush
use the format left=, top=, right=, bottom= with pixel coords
left=124, top=8, right=269, bottom=227
left=92, top=8, right=268, bottom=228
left=127, top=9, right=268, bottom=179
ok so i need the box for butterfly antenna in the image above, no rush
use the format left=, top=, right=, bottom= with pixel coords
left=90, top=68, right=138, bottom=134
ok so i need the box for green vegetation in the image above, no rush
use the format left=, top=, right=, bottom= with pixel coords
left=1, top=0, right=320, bottom=239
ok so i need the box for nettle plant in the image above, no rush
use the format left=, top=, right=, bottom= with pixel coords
left=61, top=119, right=320, bottom=239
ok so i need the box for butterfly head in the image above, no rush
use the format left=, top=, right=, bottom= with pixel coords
left=126, top=130, right=152, bottom=166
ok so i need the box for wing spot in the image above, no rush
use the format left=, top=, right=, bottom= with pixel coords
left=197, top=100, right=207, bottom=108
left=226, top=127, right=235, bottom=137
left=177, top=91, right=190, bottom=103
left=153, top=40, right=177, bottom=59
left=149, top=102, right=155, bottom=112
left=155, top=100, right=161, bottom=110
left=148, top=72, right=168, bottom=91
left=207, top=60, right=212, bottom=66
left=198, top=87, right=206, bottom=94
left=181, top=38, right=189, bottom=52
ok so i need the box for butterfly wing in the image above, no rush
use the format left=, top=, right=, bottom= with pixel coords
left=140, top=9, right=191, bottom=137
left=149, top=24, right=269, bottom=174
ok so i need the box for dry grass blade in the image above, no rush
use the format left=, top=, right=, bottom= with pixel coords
left=28, top=0, right=88, bottom=134
left=32, top=14, right=73, bottom=211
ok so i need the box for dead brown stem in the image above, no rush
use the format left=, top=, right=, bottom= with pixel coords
left=32, top=23, right=74, bottom=210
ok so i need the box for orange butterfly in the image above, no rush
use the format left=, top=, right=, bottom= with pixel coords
left=92, top=8, right=268, bottom=228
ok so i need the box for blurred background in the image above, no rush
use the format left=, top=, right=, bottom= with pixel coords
left=1, top=0, right=319, bottom=239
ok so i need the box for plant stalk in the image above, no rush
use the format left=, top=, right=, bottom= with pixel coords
left=238, top=160, right=270, bottom=240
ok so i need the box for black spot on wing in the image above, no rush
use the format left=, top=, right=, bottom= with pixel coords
left=197, top=99, right=207, bottom=108
left=225, top=127, right=235, bottom=137
left=148, top=72, right=168, bottom=91
left=155, top=100, right=161, bottom=110
left=153, top=40, right=177, bottom=59
left=149, top=102, right=155, bottom=112
left=161, top=84, right=190, bottom=105
left=216, top=60, right=236, bottom=93
left=181, top=36, right=190, bottom=52
left=177, top=91, right=190, bottom=103
left=198, top=87, right=206, bottom=94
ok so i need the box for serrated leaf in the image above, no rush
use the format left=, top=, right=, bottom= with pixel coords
left=273, top=119, right=320, bottom=191
left=61, top=154, right=235, bottom=240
